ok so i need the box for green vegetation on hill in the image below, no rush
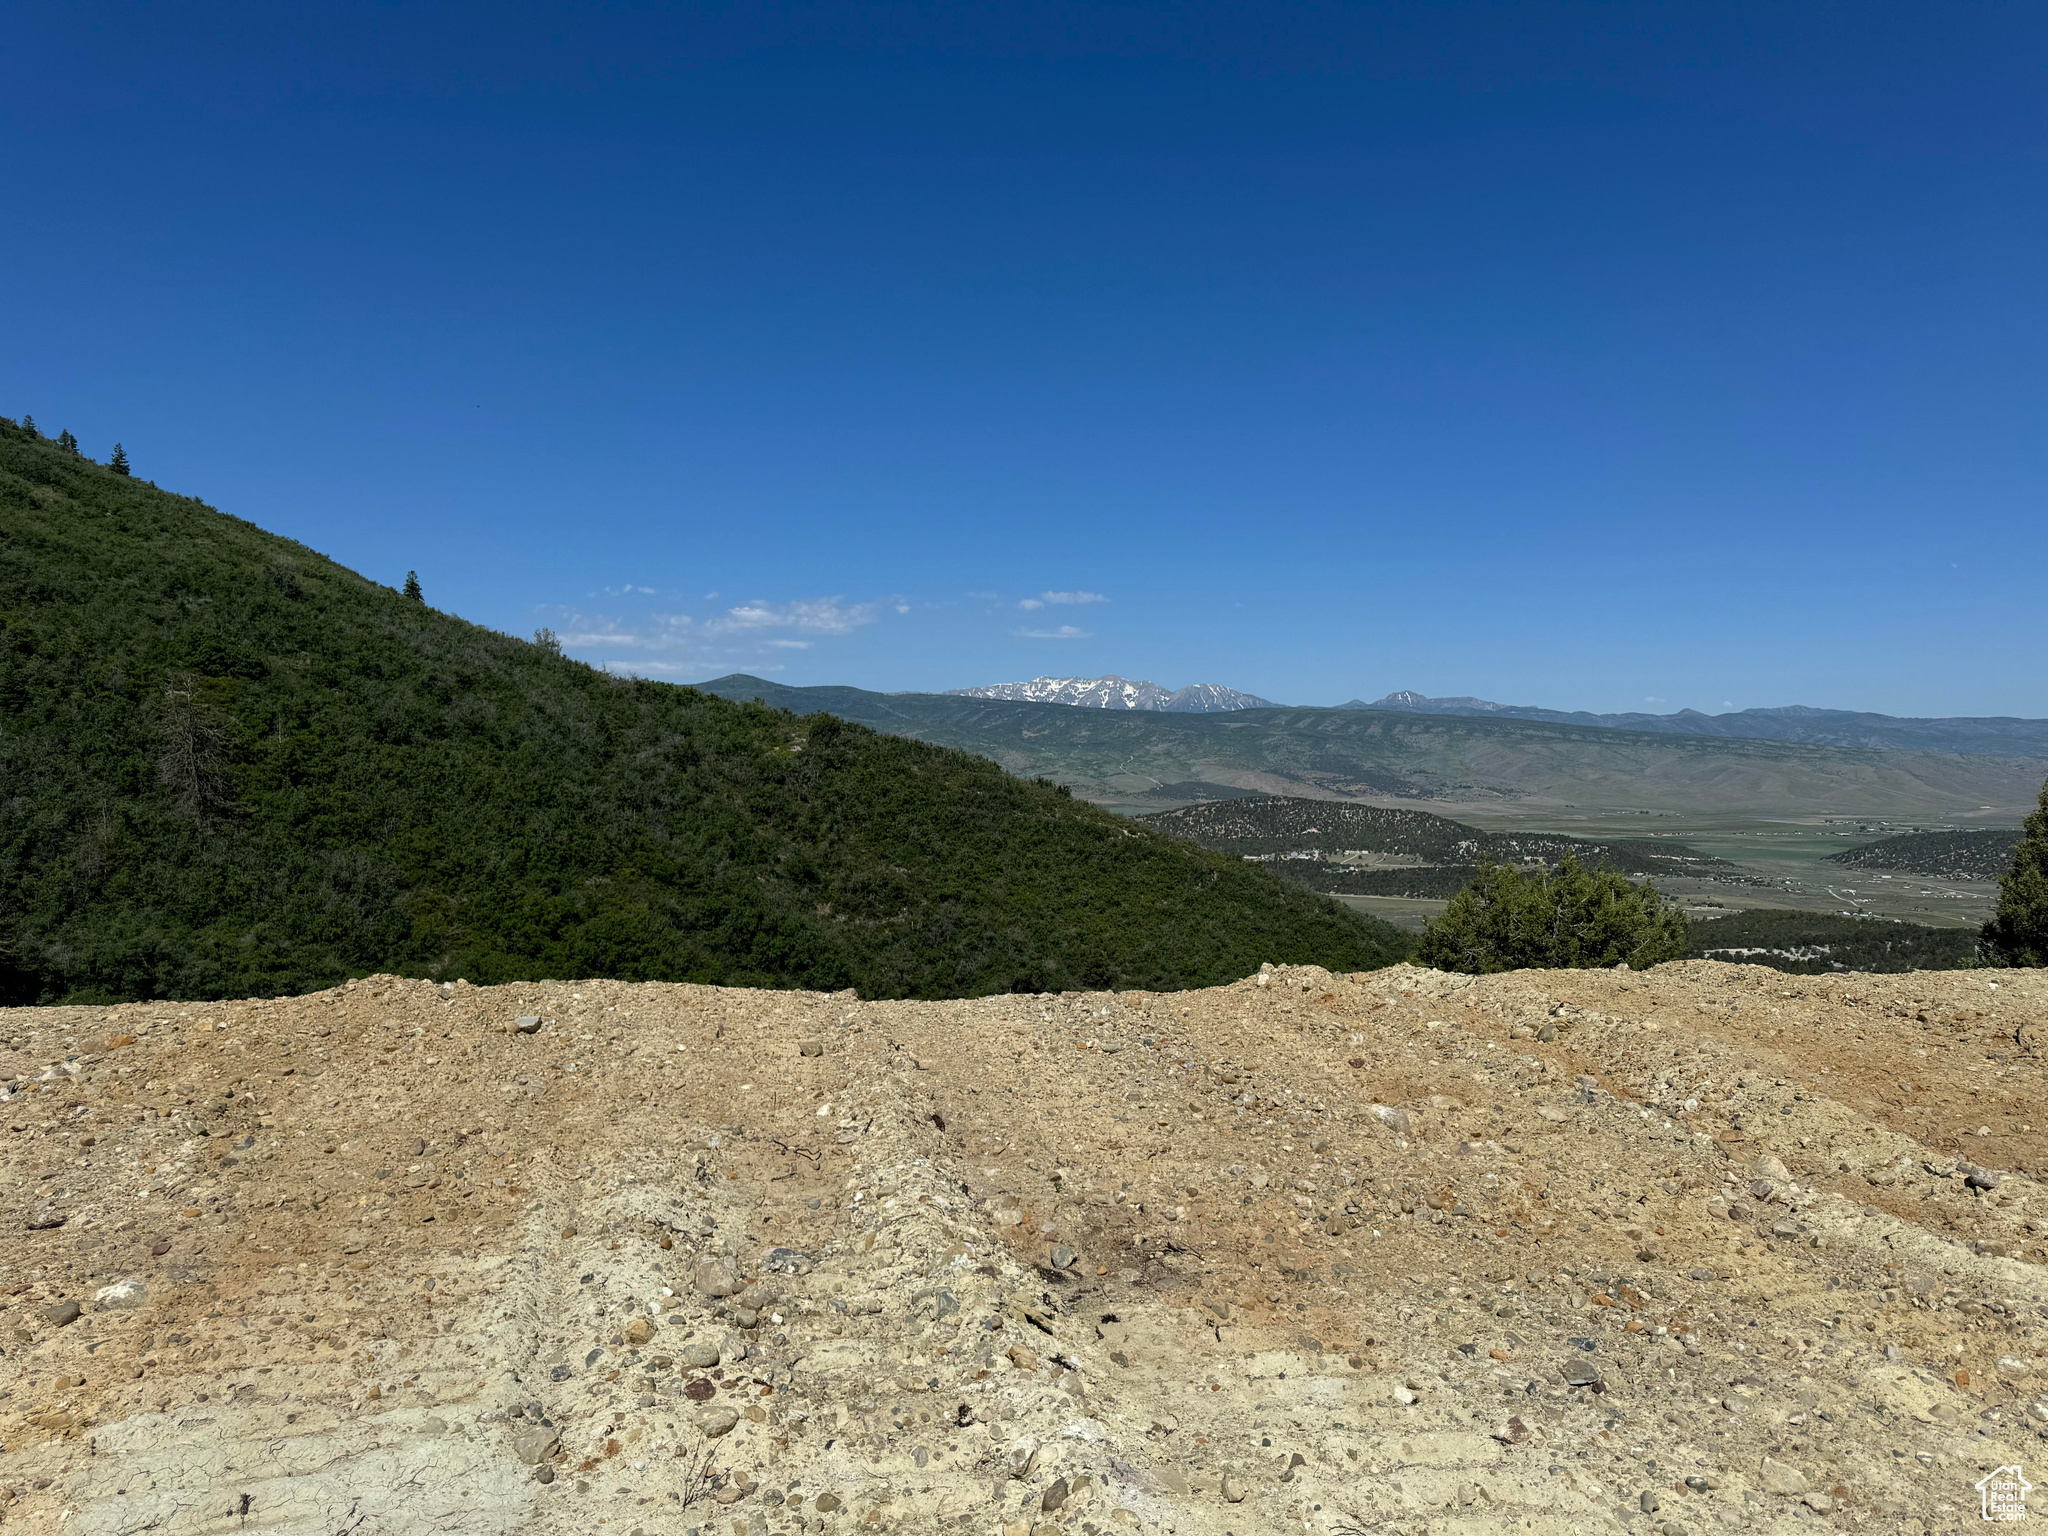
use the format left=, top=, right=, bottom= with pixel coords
left=1138, top=796, right=1751, bottom=899
left=1414, top=857, right=1689, bottom=974
left=1686, top=910, right=1981, bottom=974
left=1825, top=829, right=2022, bottom=882
left=1983, top=778, right=2048, bottom=968
left=0, top=419, right=1408, bottom=1004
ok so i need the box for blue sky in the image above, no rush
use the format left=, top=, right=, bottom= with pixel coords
left=7, top=2, right=2046, bottom=715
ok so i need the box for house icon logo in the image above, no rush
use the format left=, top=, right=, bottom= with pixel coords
left=1979, top=1465, right=2032, bottom=1522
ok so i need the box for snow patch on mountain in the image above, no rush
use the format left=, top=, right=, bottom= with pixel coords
left=948, top=675, right=1275, bottom=712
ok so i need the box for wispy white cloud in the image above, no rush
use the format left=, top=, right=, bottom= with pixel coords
left=1020, top=590, right=1106, bottom=611
left=1017, top=624, right=1091, bottom=640
left=601, top=658, right=789, bottom=677
left=558, top=612, right=696, bottom=650
left=547, top=592, right=894, bottom=679
left=706, top=598, right=879, bottom=636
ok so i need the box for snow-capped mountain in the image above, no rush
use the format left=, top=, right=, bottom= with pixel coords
left=947, top=675, right=1275, bottom=712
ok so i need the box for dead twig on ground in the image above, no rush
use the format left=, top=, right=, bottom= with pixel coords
left=676, top=1444, right=721, bottom=1507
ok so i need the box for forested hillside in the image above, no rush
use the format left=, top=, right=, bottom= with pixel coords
left=1139, top=796, right=1751, bottom=898
left=0, top=420, right=1407, bottom=1003
left=1685, top=910, right=1981, bottom=974
left=1826, top=829, right=2022, bottom=882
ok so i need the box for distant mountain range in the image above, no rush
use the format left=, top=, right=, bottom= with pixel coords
left=694, top=675, right=2047, bottom=821
left=947, top=675, right=1274, bottom=712
left=1345, top=692, right=2048, bottom=757
left=942, top=679, right=2048, bottom=756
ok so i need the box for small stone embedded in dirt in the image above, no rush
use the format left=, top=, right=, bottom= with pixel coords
left=512, top=1428, right=558, bottom=1465
left=149, top=1237, right=170, bottom=1256
left=680, top=1341, right=720, bottom=1368
left=1369, top=1104, right=1411, bottom=1134
left=94, top=1278, right=147, bottom=1310
left=694, top=1407, right=740, bottom=1438
left=799, top=1039, right=824, bottom=1057
left=693, top=1256, right=741, bottom=1297
left=622, top=1316, right=652, bottom=1345
left=1758, top=1457, right=1809, bottom=1496
left=512, top=1015, right=544, bottom=1034
left=1041, top=1477, right=1070, bottom=1513
left=814, top=1493, right=842, bottom=1513
left=683, top=1377, right=715, bottom=1402
left=1049, top=1243, right=1076, bottom=1270
left=43, top=1301, right=81, bottom=1327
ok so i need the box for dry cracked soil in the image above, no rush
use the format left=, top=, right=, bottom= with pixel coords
left=3, top=959, right=2046, bottom=1536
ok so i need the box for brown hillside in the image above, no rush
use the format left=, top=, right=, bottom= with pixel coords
left=2, top=960, right=2043, bottom=1532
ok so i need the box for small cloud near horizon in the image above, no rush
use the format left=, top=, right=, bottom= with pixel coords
left=550, top=591, right=894, bottom=676
left=707, top=597, right=878, bottom=636
left=1017, top=624, right=1091, bottom=640
left=1019, top=590, right=1106, bottom=611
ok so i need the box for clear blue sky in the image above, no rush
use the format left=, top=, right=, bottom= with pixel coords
left=7, top=2, right=2045, bottom=715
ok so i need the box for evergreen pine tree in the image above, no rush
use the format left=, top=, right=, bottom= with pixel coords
left=403, top=571, right=423, bottom=602
left=57, top=429, right=79, bottom=454
left=19, top=414, right=35, bottom=437
left=1983, top=775, right=2048, bottom=967
left=109, top=443, right=130, bottom=476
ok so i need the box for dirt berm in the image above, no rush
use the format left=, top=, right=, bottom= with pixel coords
left=3, top=960, right=2044, bottom=1534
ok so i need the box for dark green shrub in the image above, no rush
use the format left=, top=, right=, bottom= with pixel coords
left=1983, top=775, right=2048, bottom=967
left=1415, top=854, right=1688, bottom=974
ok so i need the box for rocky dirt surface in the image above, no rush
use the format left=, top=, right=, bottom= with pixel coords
left=2, top=959, right=2045, bottom=1535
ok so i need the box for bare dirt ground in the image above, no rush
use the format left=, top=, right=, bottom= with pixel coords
left=3, top=959, right=2045, bottom=1535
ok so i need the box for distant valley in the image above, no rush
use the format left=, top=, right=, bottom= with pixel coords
left=1137, top=796, right=1758, bottom=900
left=697, top=674, right=2045, bottom=824
left=1139, top=795, right=1992, bottom=971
